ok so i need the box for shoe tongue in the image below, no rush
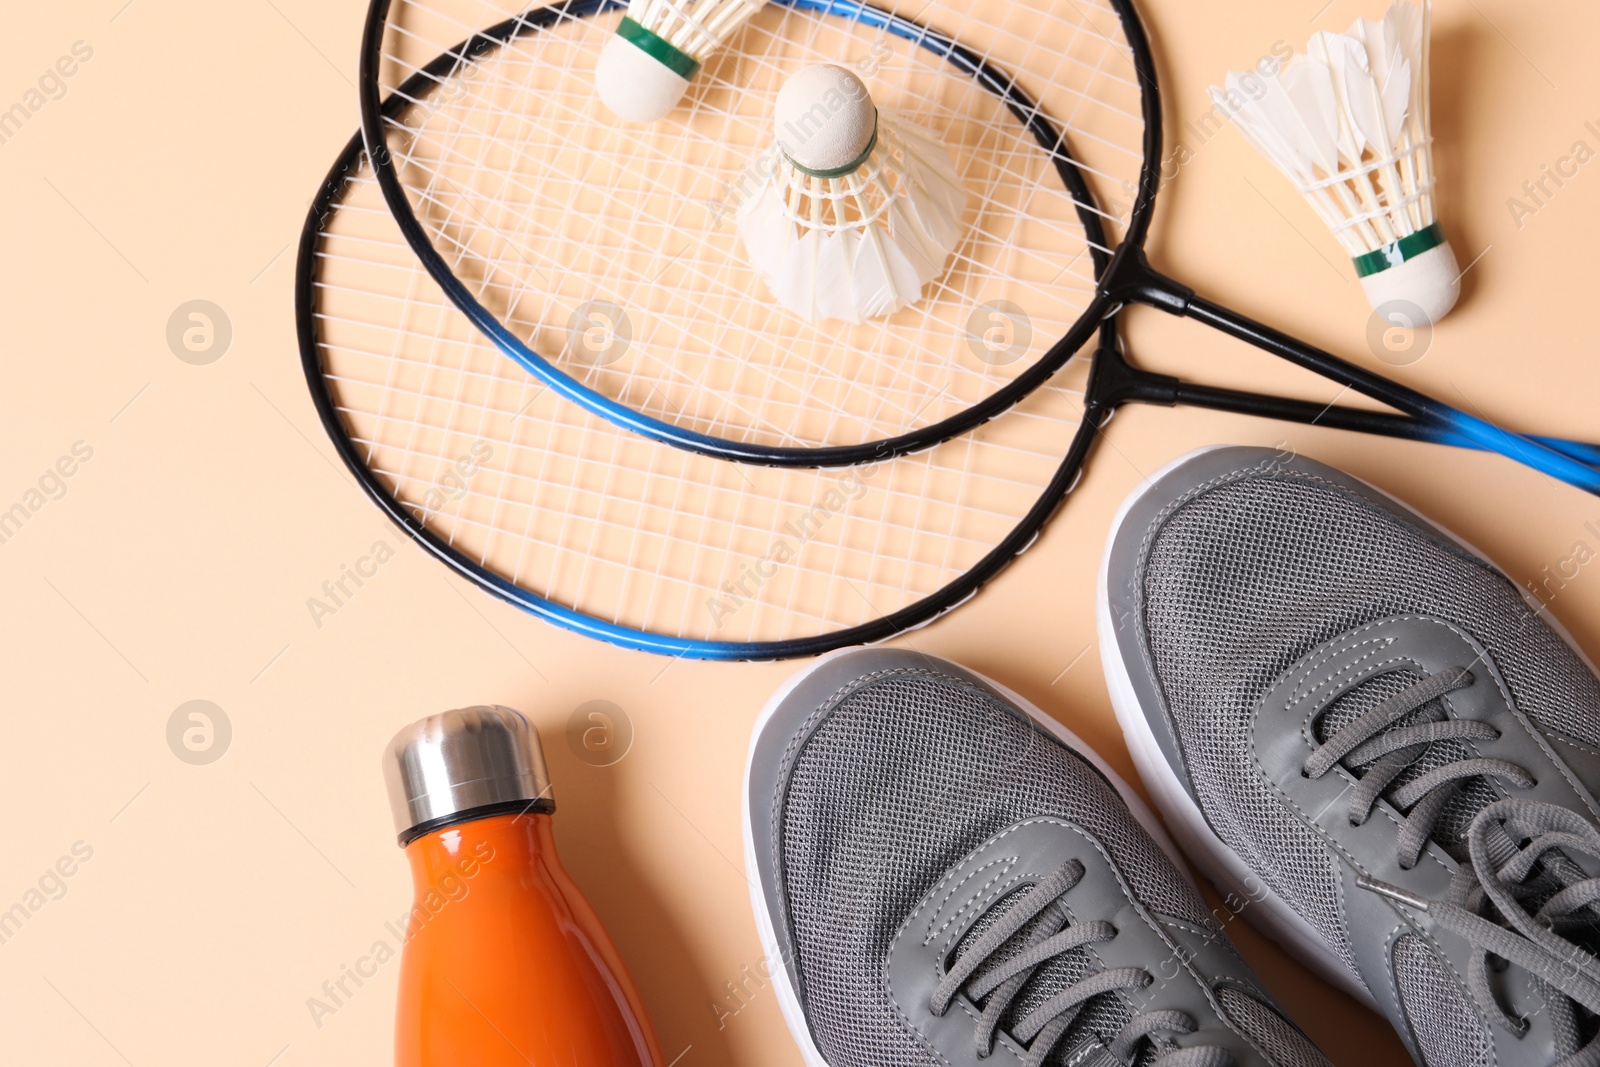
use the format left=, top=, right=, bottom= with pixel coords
left=1313, top=671, right=1500, bottom=860
left=950, top=888, right=1139, bottom=1066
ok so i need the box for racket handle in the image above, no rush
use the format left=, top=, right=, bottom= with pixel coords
left=1178, top=293, right=1600, bottom=496
left=1087, top=312, right=1600, bottom=469
left=1154, top=379, right=1600, bottom=469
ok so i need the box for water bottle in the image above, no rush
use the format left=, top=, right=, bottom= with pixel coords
left=383, top=706, right=664, bottom=1067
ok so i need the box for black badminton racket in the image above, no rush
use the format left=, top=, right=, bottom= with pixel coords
left=297, top=137, right=1594, bottom=662
left=358, top=0, right=1600, bottom=491
left=306, top=4, right=1600, bottom=661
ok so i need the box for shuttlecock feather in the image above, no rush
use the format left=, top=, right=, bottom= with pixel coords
left=1214, top=1, right=1458, bottom=325
left=596, top=0, right=765, bottom=123
left=736, top=64, right=967, bottom=324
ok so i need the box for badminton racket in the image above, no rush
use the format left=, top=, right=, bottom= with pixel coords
left=300, top=121, right=1100, bottom=659
left=308, top=10, right=1600, bottom=660
left=360, top=0, right=1600, bottom=494
left=357, top=0, right=1125, bottom=464
left=299, top=143, right=1596, bottom=662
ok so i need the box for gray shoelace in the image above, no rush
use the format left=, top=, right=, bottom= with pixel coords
left=928, top=859, right=1235, bottom=1067
left=1303, top=667, right=1532, bottom=869
left=1306, top=669, right=1600, bottom=1063
left=1364, top=800, right=1600, bottom=1067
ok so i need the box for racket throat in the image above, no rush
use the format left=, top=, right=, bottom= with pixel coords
left=1084, top=324, right=1179, bottom=411
left=1102, top=248, right=1194, bottom=317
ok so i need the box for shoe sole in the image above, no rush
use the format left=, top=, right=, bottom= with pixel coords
left=740, top=648, right=1193, bottom=1067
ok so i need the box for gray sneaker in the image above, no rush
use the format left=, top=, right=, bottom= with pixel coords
left=1099, top=446, right=1600, bottom=1067
left=743, top=648, right=1333, bottom=1067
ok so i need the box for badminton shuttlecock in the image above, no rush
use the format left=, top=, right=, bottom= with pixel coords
left=1214, top=1, right=1459, bottom=325
left=595, top=0, right=764, bottom=123
left=736, top=64, right=967, bottom=324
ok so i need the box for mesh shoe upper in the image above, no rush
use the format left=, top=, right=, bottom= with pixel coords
left=745, top=649, right=1332, bottom=1067
left=1100, top=446, right=1600, bottom=1067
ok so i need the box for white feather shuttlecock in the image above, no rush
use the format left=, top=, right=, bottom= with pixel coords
left=736, top=64, right=967, bottom=325
left=595, top=0, right=764, bottom=123
left=1214, top=1, right=1459, bottom=325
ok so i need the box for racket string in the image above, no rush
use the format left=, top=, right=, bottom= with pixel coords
left=372, top=0, right=1143, bottom=451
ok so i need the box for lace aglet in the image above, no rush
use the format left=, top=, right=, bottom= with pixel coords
left=1357, top=874, right=1431, bottom=911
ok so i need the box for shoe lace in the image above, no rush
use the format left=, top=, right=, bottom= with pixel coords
left=1303, top=667, right=1532, bottom=870
left=928, top=860, right=1236, bottom=1067
left=1305, top=668, right=1600, bottom=1063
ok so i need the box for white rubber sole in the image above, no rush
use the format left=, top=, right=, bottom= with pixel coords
left=740, top=649, right=1195, bottom=1067
left=1093, top=443, right=1600, bottom=1015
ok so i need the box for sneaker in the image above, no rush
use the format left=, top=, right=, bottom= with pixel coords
left=1099, top=445, right=1600, bottom=1067
left=742, top=647, right=1333, bottom=1067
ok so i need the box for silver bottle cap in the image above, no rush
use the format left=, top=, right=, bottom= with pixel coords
left=382, top=706, right=553, bottom=844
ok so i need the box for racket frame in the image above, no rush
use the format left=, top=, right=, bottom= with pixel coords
left=357, top=0, right=1117, bottom=467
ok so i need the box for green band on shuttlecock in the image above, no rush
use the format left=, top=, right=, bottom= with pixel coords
left=616, top=17, right=702, bottom=81
left=782, top=117, right=880, bottom=180
left=1353, top=222, right=1447, bottom=278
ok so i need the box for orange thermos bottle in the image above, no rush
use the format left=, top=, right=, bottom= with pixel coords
left=383, top=706, right=665, bottom=1067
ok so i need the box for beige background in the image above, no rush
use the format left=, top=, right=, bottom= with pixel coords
left=3, top=0, right=1598, bottom=1064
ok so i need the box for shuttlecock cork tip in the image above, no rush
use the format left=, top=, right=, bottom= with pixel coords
left=775, top=65, right=879, bottom=177
left=1359, top=231, right=1461, bottom=327
left=595, top=22, right=694, bottom=123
